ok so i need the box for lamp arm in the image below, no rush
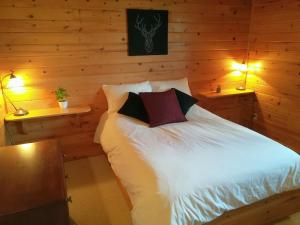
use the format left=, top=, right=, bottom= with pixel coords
left=1, top=89, right=18, bottom=111
left=244, top=71, right=248, bottom=89
left=0, top=73, right=15, bottom=84
left=0, top=74, right=18, bottom=111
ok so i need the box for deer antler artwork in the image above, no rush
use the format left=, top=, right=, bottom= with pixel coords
left=134, top=14, right=162, bottom=53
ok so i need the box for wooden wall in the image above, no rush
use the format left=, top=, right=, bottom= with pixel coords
left=0, top=95, right=5, bottom=146
left=0, top=0, right=251, bottom=158
left=248, top=0, right=300, bottom=152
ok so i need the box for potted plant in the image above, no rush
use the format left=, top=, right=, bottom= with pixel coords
left=55, top=87, right=69, bottom=109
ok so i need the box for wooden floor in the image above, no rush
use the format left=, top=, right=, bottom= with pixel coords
left=64, top=156, right=300, bottom=225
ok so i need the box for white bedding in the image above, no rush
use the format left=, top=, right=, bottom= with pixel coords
left=98, top=105, right=300, bottom=225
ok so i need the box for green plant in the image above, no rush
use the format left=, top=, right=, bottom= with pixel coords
left=55, top=87, right=69, bottom=102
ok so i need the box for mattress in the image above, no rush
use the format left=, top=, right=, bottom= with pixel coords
left=97, top=105, right=300, bottom=225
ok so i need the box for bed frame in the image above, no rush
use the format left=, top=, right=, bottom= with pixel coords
left=104, top=145, right=300, bottom=225
left=114, top=173, right=300, bottom=225
left=207, top=189, right=300, bottom=225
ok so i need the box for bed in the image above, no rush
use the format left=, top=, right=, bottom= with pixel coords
left=95, top=104, right=300, bottom=225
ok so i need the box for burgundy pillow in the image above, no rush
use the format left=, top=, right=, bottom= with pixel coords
left=139, top=89, right=187, bottom=127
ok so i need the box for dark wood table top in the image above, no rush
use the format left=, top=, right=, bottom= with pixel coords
left=0, top=140, right=66, bottom=216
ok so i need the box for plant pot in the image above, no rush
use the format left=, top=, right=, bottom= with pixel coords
left=58, top=100, right=68, bottom=109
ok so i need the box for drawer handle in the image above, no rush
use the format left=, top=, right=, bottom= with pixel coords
left=66, top=196, right=72, bottom=203
left=65, top=174, right=69, bottom=179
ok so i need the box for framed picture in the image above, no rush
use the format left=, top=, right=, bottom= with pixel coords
left=127, top=9, right=168, bottom=56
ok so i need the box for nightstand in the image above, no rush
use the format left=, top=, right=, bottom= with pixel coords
left=0, top=140, right=71, bottom=225
left=4, top=106, right=91, bottom=134
left=196, top=89, right=255, bottom=128
left=3, top=106, right=98, bottom=161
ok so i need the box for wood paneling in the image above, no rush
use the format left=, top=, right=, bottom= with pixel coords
left=0, top=0, right=252, bottom=158
left=0, top=94, right=5, bottom=146
left=248, top=0, right=300, bottom=153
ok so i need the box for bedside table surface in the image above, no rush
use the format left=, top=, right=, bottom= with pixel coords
left=198, top=89, right=255, bottom=98
left=4, top=106, right=91, bottom=122
left=0, top=140, right=66, bottom=215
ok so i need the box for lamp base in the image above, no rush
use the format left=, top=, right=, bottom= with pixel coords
left=236, top=86, right=246, bottom=91
left=14, top=108, right=29, bottom=116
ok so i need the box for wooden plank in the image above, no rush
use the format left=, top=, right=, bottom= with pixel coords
left=0, top=90, right=6, bottom=146
left=0, top=20, right=249, bottom=34
left=0, top=50, right=246, bottom=69
left=7, top=1, right=250, bottom=10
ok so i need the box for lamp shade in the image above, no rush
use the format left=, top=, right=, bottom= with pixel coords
left=7, top=75, right=24, bottom=89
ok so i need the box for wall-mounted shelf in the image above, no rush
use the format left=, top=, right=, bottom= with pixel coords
left=197, top=89, right=255, bottom=99
left=4, top=106, right=91, bottom=122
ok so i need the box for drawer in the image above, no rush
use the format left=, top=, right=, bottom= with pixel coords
left=0, top=201, right=70, bottom=225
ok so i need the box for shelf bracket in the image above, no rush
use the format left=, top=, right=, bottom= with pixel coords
left=15, top=121, right=26, bottom=134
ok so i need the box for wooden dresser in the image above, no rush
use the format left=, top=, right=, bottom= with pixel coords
left=0, top=140, right=70, bottom=225
left=197, top=89, right=256, bottom=128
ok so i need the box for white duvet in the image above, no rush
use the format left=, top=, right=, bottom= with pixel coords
left=97, top=105, right=300, bottom=225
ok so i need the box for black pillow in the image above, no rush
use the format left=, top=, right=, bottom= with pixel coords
left=172, top=88, right=198, bottom=114
left=118, top=92, right=149, bottom=123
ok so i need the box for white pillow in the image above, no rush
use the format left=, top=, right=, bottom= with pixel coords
left=102, top=81, right=152, bottom=114
left=150, top=77, right=191, bottom=95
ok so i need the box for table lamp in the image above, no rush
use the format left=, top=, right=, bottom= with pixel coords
left=0, top=72, right=29, bottom=116
left=235, top=61, right=248, bottom=91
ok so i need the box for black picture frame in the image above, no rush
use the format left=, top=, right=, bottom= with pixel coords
left=127, top=9, right=168, bottom=56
